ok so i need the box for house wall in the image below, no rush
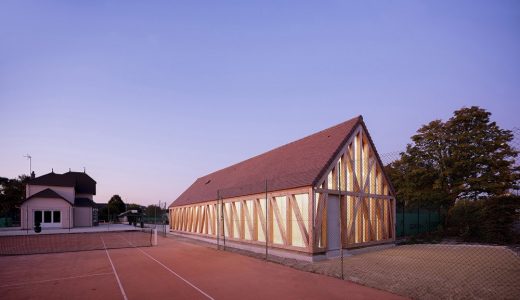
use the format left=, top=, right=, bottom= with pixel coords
left=170, top=186, right=314, bottom=254
left=313, top=124, right=396, bottom=250
left=76, top=194, right=93, bottom=200
left=74, top=207, right=92, bottom=227
left=26, top=185, right=75, bottom=204
left=21, top=198, right=73, bottom=229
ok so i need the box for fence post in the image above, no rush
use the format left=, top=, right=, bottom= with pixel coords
left=428, top=208, right=431, bottom=232
left=222, top=194, right=226, bottom=250
left=217, top=190, right=220, bottom=250
left=402, top=203, right=405, bottom=237
left=265, top=179, right=268, bottom=260
left=417, top=203, right=420, bottom=235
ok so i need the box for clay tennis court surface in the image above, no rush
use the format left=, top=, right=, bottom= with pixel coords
left=0, top=236, right=405, bottom=300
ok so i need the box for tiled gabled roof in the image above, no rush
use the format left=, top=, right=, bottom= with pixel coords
left=170, top=116, right=362, bottom=207
left=28, top=171, right=96, bottom=195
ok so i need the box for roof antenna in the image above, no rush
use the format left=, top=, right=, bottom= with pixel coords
left=23, top=154, right=32, bottom=175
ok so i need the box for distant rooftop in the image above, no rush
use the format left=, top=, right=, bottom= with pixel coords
left=29, top=171, right=96, bottom=195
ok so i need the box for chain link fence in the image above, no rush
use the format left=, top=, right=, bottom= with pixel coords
left=168, top=131, right=520, bottom=299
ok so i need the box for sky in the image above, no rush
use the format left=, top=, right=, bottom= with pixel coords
left=1, top=1, right=519, bottom=206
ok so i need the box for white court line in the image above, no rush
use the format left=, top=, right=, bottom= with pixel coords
left=101, top=236, right=128, bottom=300
left=0, top=272, right=113, bottom=289
left=136, top=247, right=215, bottom=300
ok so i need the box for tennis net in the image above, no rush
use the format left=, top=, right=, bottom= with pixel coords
left=0, top=229, right=154, bottom=256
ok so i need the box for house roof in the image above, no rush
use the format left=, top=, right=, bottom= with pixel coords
left=28, top=171, right=96, bottom=195
left=25, top=188, right=71, bottom=204
left=74, top=198, right=95, bottom=207
left=170, top=116, right=363, bottom=208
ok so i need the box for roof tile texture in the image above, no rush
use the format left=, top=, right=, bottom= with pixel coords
left=171, top=116, right=362, bottom=207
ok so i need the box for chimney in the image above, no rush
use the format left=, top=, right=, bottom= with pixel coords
left=51, top=168, right=54, bottom=173
left=31, top=171, right=35, bottom=179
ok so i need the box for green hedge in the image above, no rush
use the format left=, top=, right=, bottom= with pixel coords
left=447, top=195, right=520, bottom=244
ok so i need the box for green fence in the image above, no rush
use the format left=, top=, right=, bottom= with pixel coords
left=396, top=206, right=442, bottom=237
left=141, top=216, right=169, bottom=224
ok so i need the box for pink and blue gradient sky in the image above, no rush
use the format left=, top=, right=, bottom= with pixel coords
left=1, top=1, right=519, bottom=205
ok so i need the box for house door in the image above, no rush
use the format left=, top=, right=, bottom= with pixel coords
left=34, top=210, right=61, bottom=228
left=326, top=195, right=341, bottom=257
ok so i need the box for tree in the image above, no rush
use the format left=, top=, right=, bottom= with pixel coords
left=447, top=107, right=518, bottom=200
left=108, top=195, right=126, bottom=220
left=0, top=175, right=30, bottom=224
left=145, top=205, right=161, bottom=218
left=387, top=106, right=519, bottom=209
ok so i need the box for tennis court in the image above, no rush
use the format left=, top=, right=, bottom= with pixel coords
left=0, top=233, right=405, bottom=300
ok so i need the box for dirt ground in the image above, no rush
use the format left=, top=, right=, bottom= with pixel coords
left=175, top=235, right=520, bottom=300
left=318, top=244, right=520, bottom=300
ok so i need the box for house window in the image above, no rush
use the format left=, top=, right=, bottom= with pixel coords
left=35, top=211, right=42, bottom=224
left=53, top=211, right=61, bottom=223
left=44, top=211, right=52, bottom=223
left=34, top=210, right=62, bottom=224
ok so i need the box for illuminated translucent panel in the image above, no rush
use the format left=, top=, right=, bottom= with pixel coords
left=273, top=196, right=287, bottom=245
left=291, top=194, right=309, bottom=247
left=258, top=199, right=266, bottom=242
left=224, top=203, right=231, bottom=237
left=244, top=200, right=253, bottom=241
left=234, top=202, right=240, bottom=239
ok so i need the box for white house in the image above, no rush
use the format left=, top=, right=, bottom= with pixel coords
left=21, top=171, right=97, bottom=229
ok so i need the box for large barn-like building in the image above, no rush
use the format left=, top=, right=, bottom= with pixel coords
left=169, top=116, right=395, bottom=260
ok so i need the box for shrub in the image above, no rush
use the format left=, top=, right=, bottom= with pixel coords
left=480, top=195, right=520, bottom=244
left=447, top=195, right=520, bottom=244
left=448, top=200, right=483, bottom=241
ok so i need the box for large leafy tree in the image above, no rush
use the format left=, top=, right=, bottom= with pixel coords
left=0, top=175, right=30, bottom=219
left=387, top=106, right=519, bottom=208
left=145, top=204, right=163, bottom=218
left=108, top=195, right=126, bottom=219
left=447, top=107, right=518, bottom=200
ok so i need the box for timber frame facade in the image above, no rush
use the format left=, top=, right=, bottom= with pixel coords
left=170, top=118, right=395, bottom=256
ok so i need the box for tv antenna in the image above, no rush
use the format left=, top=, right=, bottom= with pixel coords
left=23, top=154, right=32, bottom=174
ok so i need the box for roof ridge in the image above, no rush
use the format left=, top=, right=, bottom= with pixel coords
left=200, top=115, right=362, bottom=180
